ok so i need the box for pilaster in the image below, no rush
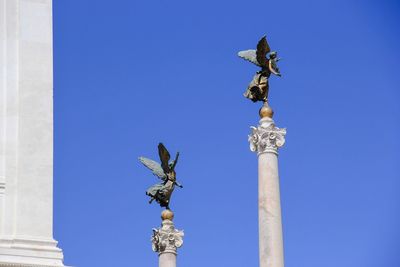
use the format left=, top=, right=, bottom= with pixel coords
left=0, top=0, right=66, bottom=266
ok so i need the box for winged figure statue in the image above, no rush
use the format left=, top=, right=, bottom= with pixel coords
left=139, top=143, right=182, bottom=210
left=238, top=36, right=281, bottom=102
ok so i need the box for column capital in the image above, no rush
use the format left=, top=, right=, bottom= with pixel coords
left=151, top=219, right=184, bottom=255
left=249, top=117, right=286, bottom=155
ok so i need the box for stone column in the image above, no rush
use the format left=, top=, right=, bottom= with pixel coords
left=248, top=103, right=286, bottom=267
left=0, top=0, right=66, bottom=266
left=151, top=210, right=184, bottom=267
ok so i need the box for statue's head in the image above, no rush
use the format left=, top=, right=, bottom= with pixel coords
left=269, top=51, right=277, bottom=59
left=167, top=168, right=176, bottom=181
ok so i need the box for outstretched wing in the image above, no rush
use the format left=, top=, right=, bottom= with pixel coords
left=158, top=143, right=171, bottom=173
left=238, top=50, right=260, bottom=66
left=139, top=157, right=167, bottom=180
left=256, top=36, right=271, bottom=67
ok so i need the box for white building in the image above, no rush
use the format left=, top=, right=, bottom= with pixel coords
left=0, top=0, right=66, bottom=266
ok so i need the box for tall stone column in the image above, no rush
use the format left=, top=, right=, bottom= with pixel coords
left=248, top=103, right=286, bottom=267
left=151, top=210, right=184, bottom=267
left=0, top=0, right=66, bottom=266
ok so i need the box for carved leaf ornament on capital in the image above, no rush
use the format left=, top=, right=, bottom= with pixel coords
left=249, top=124, right=286, bottom=154
left=151, top=223, right=184, bottom=254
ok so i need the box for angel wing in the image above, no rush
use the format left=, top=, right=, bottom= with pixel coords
left=139, top=156, right=167, bottom=180
left=158, top=143, right=171, bottom=173
left=256, top=36, right=271, bottom=67
left=238, top=50, right=260, bottom=66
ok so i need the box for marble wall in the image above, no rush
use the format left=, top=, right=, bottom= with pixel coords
left=0, top=1, right=65, bottom=266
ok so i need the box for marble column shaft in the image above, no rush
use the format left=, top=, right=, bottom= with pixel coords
left=249, top=117, right=286, bottom=267
left=159, top=252, right=176, bottom=267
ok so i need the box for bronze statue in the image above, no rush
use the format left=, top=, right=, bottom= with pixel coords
left=139, top=143, right=182, bottom=210
left=238, top=36, right=281, bottom=102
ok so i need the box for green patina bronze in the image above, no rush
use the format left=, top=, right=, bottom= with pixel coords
left=139, top=143, right=182, bottom=210
left=238, top=36, right=282, bottom=103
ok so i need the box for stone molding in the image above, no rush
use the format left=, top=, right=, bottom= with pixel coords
left=0, top=182, right=5, bottom=195
left=0, top=263, right=64, bottom=267
left=0, top=237, right=64, bottom=267
left=151, top=220, right=184, bottom=255
left=0, top=237, right=60, bottom=251
left=249, top=117, right=286, bottom=155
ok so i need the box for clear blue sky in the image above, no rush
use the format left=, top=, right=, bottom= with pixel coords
left=53, top=0, right=400, bottom=266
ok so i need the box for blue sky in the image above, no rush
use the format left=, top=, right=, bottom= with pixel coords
left=53, top=0, right=400, bottom=266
